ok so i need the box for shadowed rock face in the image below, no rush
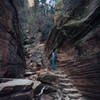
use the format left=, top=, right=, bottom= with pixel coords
left=0, top=78, right=33, bottom=100
left=46, top=0, right=100, bottom=52
left=0, top=0, right=25, bottom=78
left=38, top=73, right=58, bottom=85
left=0, top=1, right=34, bottom=100
left=34, top=73, right=61, bottom=100
left=46, top=0, right=100, bottom=99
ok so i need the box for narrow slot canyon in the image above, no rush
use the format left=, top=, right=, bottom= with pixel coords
left=0, top=0, right=100, bottom=100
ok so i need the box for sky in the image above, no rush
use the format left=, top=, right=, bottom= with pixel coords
left=28, top=0, right=55, bottom=8
left=46, top=0, right=51, bottom=4
left=28, top=0, right=34, bottom=7
left=46, top=0, right=55, bottom=7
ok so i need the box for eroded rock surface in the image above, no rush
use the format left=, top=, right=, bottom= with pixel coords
left=46, top=0, right=100, bottom=100
left=0, top=0, right=25, bottom=78
left=38, top=73, right=58, bottom=85
left=0, top=0, right=34, bottom=100
left=0, top=78, right=33, bottom=100
left=33, top=72, right=62, bottom=100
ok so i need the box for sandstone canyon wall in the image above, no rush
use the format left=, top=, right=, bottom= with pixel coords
left=46, top=0, right=100, bottom=99
left=0, top=0, right=25, bottom=78
left=0, top=1, right=33, bottom=100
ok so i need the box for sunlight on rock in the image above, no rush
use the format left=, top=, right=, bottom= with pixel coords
left=37, top=43, right=45, bottom=47
left=28, top=0, right=34, bottom=7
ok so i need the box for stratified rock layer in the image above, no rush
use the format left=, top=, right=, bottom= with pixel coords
left=46, top=0, right=100, bottom=100
left=0, top=0, right=25, bottom=78
left=0, top=78, right=33, bottom=100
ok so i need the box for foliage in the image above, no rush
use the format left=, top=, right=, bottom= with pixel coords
left=18, top=0, right=66, bottom=43
left=32, top=0, right=56, bottom=41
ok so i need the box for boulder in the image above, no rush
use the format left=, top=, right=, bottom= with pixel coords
left=33, top=73, right=62, bottom=100
left=0, top=91, right=33, bottom=100
left=0, top=78, right=33, bottom=100
left=37, top=73, right=58, bottom=85
left=33, top=83, right=58, bottom=100
left=41, top=94, right=53, bottom=100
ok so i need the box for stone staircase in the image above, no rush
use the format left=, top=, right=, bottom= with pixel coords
left=48, top=52, right=86, bottom=100
left=34, top=51, right=100, bottom=100
left=49, top=69, right=86, bottom=100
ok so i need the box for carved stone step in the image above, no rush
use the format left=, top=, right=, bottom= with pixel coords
left=54, top=71, right=65, bottom=74
left=59, top=78, right=71, bottom=83
left=49, top=72, right=67, bottom=78
left=63, top=88, right=79, bottom=94
left=59, top=83, right=74, bottom=88
left=68, top=93, right=82, bottom=99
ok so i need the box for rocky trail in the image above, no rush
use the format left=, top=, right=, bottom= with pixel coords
left=24, top=42, right=86, bottom=100
left=0, top=0, right=100, bottom=100
left=25, top=62, right=85, bottom=100
left=23, top=35, right=100, bottom=100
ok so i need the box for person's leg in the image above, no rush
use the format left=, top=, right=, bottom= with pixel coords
left=52, top=59, right=56, bottom=70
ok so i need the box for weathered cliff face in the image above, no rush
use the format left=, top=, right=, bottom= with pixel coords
left=46, top=0, right=100, bottom=99
left=0, top=78, right=33, bottom=100
left=0, top=0, right=25, bottom=78
left=0, top=1, right=34, bottom=100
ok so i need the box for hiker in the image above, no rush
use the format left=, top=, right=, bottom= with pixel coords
left=51, top=49, right=57, bottom=70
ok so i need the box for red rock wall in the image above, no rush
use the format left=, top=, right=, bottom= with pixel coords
left=0, top=0, right=25, bottom=78
left=46, top=0, right=100, bottom=99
